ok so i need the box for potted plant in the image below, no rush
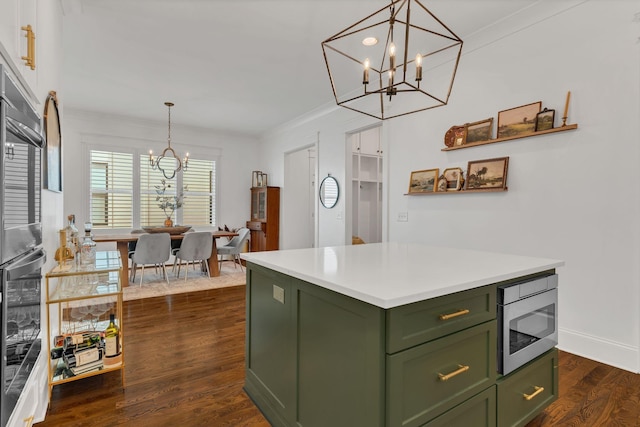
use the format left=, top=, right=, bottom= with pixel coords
left=155, top=179, right=186, bottom=227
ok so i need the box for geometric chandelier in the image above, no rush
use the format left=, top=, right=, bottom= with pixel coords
left=322, top=0, right=463, bottom=120
left=149, top=101, right=189, bottom=180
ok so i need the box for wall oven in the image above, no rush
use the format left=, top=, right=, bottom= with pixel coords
left=0, top=64, right=45, bottom=425
left=1, top=248, right=46, bottom=426
left=1, top=64, right=44, bottom=265
left=498, top=272, right=558, bottom=375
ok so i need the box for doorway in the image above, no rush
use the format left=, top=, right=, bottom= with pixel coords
left=283, top=146, right=316, bottom=249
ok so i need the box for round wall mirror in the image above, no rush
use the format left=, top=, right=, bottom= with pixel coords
left=319, top=175, right=339, bottom=209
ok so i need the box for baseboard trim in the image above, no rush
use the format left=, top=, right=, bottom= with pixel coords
left=559, top=327, right=639, bottom=373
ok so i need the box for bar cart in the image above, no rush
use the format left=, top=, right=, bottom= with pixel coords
left=45, top=251, right=125, bottom=398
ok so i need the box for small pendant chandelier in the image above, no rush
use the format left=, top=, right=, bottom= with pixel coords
left=149, top=102, right=189, bottom=180
left=322, top=0, right=463, bottom=120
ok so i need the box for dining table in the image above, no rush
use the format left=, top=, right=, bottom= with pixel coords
left=93, top=230, right=238, bottom=287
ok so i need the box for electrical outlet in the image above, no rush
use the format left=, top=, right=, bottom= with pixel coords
left=397, top=212, right=408, bottom=222
left=273, top=285, right=285, bottom=304
left=337, top=210, right=343, bottom=220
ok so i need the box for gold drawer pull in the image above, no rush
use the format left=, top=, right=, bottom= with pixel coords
left=523, top=386, right=544, bottom=401
left=439, top=309, right=470, bottom=321
left=438, top=364, right=469, bottom=381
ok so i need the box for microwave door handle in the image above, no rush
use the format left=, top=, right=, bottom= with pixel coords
left=6, top=249, right=46, bottom=280
left=6, top=116, right=44, bottom=148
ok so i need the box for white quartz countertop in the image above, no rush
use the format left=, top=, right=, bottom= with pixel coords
left=241, top=242, right=564, bottom=309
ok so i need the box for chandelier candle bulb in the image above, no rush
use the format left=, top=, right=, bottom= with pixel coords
left=415, top=54, right=422, bottom=81
left=389, top=43, right=396, bottom=70
left=363, top=58, right=370, bottom=85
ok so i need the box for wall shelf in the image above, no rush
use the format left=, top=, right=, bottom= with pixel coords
left=441, top=124, right=578, bottom=151
left=405, top=188, right=508, bottom=196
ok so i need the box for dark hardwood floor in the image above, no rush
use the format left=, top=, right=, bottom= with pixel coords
left=37, top=286, right=640, bottom=426
left=37, top=286, right=269, bottom=427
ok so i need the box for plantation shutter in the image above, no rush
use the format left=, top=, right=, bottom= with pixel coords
left=182, top=158, right=216, bottom=227
left=90, top=150, right=133, bottom=228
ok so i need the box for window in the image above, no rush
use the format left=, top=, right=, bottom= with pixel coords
left=90, top=151, right=133, bottom=228
left=89, top=148, right=216, bottom=229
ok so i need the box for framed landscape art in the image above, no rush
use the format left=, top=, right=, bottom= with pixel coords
left=465, top=157, right=509, bottom=191
left=497, top=101, right=541, bottom=138
left=535, top=108, right=555, bottom=131
left=464, top=118, right=493, bottom=144
left=442, top=167, right=464, bottom=191
left=408, top=169, right=439, bottom=194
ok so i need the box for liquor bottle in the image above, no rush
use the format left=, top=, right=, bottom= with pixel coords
left=104, top=313, right=121, bottom=357
left=80, top=222, right=96, bottom=266
left=64, top=214, right=80, bottom=255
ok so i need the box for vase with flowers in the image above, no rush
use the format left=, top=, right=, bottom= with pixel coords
left=155, top=179, right=186, bottom=227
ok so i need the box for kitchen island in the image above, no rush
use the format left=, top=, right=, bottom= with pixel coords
left=241, top=243, right=564, bottom=427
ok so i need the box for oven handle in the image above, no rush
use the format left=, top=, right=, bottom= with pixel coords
left=6, top=248, right=46, bottom=280
left=6, top=115, right=44, bottom=148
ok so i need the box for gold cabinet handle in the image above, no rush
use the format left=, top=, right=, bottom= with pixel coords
left=523, top=386, right=544, bottom=401
left=438, top=364, right=469, bottom=381
left=21, top=25, right=36, bottom=70
left=439, top=309, right=470, bottom=321
left=23, top=415, right=34, bottom=427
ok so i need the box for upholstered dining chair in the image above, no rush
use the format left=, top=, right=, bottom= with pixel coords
left=216, top=227, right=250, bottom=272
left=129, top=233, right=171, bottom=285
left=173, top=231, right=213, bottom=280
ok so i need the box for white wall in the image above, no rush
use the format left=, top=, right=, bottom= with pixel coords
left=62, top=109, right=261, bottom=239
left=260, top=1, right=640, bottom=372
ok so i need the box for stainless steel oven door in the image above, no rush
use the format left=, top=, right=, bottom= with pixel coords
left=498, top=288, right=558, bottom=375
left=0, top=65, right=43, bottom=264
left=1, top=248, right=45, bottom=426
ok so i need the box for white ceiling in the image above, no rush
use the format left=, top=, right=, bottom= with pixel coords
left=61, top=0, right=538, bottom=137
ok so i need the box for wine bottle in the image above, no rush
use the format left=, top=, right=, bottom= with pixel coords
left=104, top=313, right=121, bottom=357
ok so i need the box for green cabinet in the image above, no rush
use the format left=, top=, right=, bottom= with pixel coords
left=497, top=348, right=559, bottom=427
left=244, top=266, right=296, bottom=425
left=386, top=284, right=496, bottom=353
left=423, top=386, right=496, bottom=427
left=387, top=321, right=496, bottom=427
left=245, top=263, right=384, bottom=427
left=245, top=263, right=556, bottom=427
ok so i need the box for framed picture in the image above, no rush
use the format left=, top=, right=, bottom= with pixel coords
left=444, top=125, right=466, bottom=147
left=43, top=91, right=62, bottom=192
left=535, top=108, right=555, bottom=132
left=453, top=126, right=466, bottom=146
left=497, top=101, right=541, bottom=139
left=464, top=118, right=493, bottom=144
left=465, top=157, right=509, bottom=191
left=408, top=169, right=439, bottom=194
left=442, top=167, right=464, bottom=191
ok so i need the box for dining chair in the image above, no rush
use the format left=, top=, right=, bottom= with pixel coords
left=173, top=231, right=213, bottom=280
left=216, top=227, right=250, bottom=272
left=129, top=233, right=171, bottom=285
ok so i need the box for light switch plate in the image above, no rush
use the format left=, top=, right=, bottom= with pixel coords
left=273, top=285, right=285, bottom=304
left=397, top=212, right=408, bottom=222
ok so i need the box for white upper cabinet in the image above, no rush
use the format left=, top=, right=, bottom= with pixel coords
left=359, top=126, right=381, bottom=156
left=352, top=126, right=382, bottom=156
left=0, top=0, right=38, bottom=94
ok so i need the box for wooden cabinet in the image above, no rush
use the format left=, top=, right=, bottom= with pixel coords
left=247, top=186, right=280, bottom=252
left=44, top=251, right=125, bottom=398
left=245, top=264, right=557, bottom=427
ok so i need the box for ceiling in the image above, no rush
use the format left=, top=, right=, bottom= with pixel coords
left=61, top=0, right=538, bottom=137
